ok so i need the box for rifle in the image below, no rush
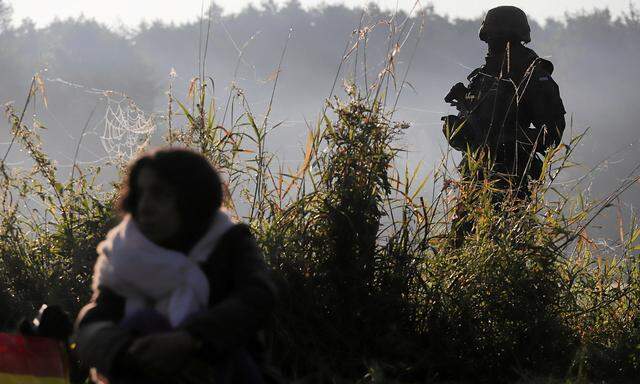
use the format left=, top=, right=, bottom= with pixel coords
left=441, top=82, right=470, bottom=149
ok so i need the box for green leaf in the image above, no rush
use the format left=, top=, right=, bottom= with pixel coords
left=176, top=100, right=196, bottom=127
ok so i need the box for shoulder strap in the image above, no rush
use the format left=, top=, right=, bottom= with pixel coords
left=467, top=67, right=483, bottom=81
left=535, top=58, right=554, bottom=75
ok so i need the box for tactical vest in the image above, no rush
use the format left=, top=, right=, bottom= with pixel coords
left=462, top=48, right=544, bottom=153
left=447, top=47, right=564, bottom=179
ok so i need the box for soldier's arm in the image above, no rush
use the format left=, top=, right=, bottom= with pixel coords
left=442, top=76, right=479, bottom=151
left=522, top=66, right=566, bottom=151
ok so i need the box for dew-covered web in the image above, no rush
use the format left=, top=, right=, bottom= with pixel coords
left=101, top=96, right=155, bottom=163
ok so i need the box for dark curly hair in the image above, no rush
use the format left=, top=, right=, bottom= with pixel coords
left=118, top=147, right=223, bottom=252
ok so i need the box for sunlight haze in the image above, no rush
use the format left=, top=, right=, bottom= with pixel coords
left=6, top=0, right=636, bottom=28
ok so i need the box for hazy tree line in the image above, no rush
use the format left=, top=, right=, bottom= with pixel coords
left=0, top=1, right=639, bottom=234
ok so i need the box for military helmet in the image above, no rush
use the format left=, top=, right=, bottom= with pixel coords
left=479, top=6, right=531, bottom=43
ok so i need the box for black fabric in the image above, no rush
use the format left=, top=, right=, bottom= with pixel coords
left=443, top=43, right=565, bottom=186
left=74, top=223, right=277, bottom=383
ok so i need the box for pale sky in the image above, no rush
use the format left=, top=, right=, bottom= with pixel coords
left=6, top=0, right=635, bottom=28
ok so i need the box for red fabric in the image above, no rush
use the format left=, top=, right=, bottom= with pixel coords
left=0, top=333, right=66, bottom=377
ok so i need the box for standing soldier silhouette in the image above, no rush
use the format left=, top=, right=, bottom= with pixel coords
left=441, top=6, right=566, bottom=243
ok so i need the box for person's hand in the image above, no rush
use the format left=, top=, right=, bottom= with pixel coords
left=89, top=367, right=110, bottom=384
left=127, top=330, right=198, bottom=375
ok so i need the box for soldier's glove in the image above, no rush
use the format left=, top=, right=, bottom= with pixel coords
left=444, top=82, right=468, bottom=107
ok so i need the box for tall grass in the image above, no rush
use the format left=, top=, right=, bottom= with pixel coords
left=1, top=11, right=639, bottom=384
left=1, top=79, right=116, bottom=326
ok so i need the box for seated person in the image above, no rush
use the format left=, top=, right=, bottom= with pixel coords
left=74, top=147, right=277, bottom=383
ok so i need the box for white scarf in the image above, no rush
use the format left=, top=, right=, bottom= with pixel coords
left=93, top=210, right=235, bottom=327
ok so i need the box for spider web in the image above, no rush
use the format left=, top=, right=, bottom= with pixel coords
left=100, top=97, right=155, bottom=163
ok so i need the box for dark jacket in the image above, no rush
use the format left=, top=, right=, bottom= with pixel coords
left=74, top=223, right=277, bottom=383
left=444, top=43, right=566, bottom=182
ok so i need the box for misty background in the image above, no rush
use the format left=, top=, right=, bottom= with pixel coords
left=0, top=1, right=638, bottom=240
